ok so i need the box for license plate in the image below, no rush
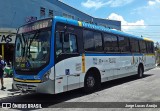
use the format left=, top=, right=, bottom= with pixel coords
left=21, top=85, right=28, bottom=90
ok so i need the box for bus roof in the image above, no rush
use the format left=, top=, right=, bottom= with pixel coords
left=53, top=16, right=154, bottom=42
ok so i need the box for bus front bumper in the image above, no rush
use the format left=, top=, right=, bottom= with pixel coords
left=13, top=79, right=55, bottom=94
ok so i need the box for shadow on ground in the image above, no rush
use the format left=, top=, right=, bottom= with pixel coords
left=0, top=73, right=153, bottom=109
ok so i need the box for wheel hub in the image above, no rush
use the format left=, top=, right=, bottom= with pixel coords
left=87, top=76, right=95, bottom=87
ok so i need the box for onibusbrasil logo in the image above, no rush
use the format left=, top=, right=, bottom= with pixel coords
left=2, top=103, right=42, bottom=109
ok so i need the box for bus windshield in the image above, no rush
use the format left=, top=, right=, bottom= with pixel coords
left=15, top=29, right=51, bottom=72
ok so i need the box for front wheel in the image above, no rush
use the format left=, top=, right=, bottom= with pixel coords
left=84, top=72, right=101, bottom=93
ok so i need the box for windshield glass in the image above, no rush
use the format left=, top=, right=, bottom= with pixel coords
left=15, top=29, right=51, bottom=71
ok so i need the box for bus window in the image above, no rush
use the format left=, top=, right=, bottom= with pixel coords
left=118, top=36, right=130, bottom=53
left=94, top=32, right=103, bottom=52
left=83, top=30, right=94, bottom=51
left=55, top=32, right=63, bottom=56
left=103, top=33, right=119, bottom=53
left=69, top=34, right=78, bottom=53
left=83, top=30, right=103, bottom=52
left=63, top=34, right=78, bottom=53
left=139, top=40, right=147, bottom=53
left=130, top=38, right=140, bottom=53
left=56, top=32, right=78, bottom=55
left=146, top=41, right=154, bottom=53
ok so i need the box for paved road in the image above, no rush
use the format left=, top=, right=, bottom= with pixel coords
left=0, top=67, right=160, bottom=111
left=0, top=77, right=14, bottom=98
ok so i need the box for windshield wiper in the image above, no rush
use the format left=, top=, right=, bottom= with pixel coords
left=20, top=31, right=40, bottom=62
left=26, top=31, right=40, bottom=59
left=21, top=33, right=26, bottom=58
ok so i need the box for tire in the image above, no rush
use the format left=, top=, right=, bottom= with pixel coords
left=84, top=71, right=101, bottom=93
left=137, top=66, right=144, bottom=78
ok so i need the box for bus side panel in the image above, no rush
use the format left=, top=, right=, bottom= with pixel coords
left=145, top=54, right=156, bottom=71
left=84, top=55, right=119, bottom=82
left=55, top=56, right=81, bottom=94
left=117, top=55, right=135, bottom=77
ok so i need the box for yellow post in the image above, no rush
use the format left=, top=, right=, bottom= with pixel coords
left=2, top=44, right=4, bottom=59
left=82, top=53, right=85, bottom=73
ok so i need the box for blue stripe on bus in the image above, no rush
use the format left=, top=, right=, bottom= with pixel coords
left=82, top=53, right=143, bottom=56
left=54, top=16, right=144, bottom=41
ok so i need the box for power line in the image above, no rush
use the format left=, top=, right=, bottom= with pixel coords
left=122, top=25, right=160, bottom=26
left=124, top=31, right=160, bottom=33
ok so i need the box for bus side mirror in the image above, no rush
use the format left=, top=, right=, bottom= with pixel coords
left=64, top=33, right=69, bottom=42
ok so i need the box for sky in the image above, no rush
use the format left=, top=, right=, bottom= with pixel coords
left=60, top=0, right=160, bottom=43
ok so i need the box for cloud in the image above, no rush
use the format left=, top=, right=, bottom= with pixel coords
left=148, top=0, right=160, bottom=6
left=108, top=13, right=146, bottom=31
left=81, top=0, right=134, bottom=9
left=108, top=0, right=134, bottom=7
left=132, top=0, right=160, bottom=15
left=148, top=1, right=156, bottom=6
left=81, top=0, right=106, bottom=9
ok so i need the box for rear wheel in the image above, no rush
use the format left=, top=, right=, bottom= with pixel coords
left=137, top=66, right=144, bottom=78
left=84, top=71, right=101, bottom=93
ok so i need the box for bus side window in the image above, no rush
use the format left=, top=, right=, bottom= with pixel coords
left=130, top=38, right=140, bottom=53
left=139, top=40, right=147, bottom=53
left=118, top=36, right=130, bottom=53
left=63, top=33, right=78, bottom=53
left=103, top=33, right=119, bottom=53
left=56, top=32, right=63, bottom=56
left=146, top=41, right=154, bottom=53
left=70, top=34, right=78, bottom=53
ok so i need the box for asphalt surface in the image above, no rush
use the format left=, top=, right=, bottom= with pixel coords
left=0, top=67, right=160, bottom=111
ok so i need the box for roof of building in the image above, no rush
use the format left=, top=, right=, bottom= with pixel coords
left=47, top=0, right=120, bottom=23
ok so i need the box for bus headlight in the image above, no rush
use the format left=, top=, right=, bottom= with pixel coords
left=42, top=70, right=51, bottom=82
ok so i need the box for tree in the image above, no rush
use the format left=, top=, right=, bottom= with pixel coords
left=155, top=42, right=160, bottom=66
left=155, top=42, right=160, bottom=51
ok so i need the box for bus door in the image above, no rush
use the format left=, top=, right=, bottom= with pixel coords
left=55, top=31, right=80, bottom=92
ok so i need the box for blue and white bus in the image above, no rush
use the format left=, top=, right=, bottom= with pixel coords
left=13, top=16, right=155, bottom=94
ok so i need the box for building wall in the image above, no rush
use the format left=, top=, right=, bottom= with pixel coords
left=0, top=0, right=121, bottom=62
left=0, top=0, right=121, bottom=30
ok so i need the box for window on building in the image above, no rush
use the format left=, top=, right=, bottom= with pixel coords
left=40, top=7, right=45, bottom=17
left=49, top=10, right=53, bottom=17
left=63, top=13, right=74, bottom=19
left=130, top=38, right=140, bottom=53
left=63, top=13, right=67, bottom=18
left=118, top=36, right=130, bottom=53
left=103, top=33, right=119, bottom=52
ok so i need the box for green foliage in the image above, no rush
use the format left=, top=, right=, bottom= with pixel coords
left=157, top=49, right=160, bottom=53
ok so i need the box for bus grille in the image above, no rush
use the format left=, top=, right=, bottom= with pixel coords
left=16, top=84, right=36, bottom=91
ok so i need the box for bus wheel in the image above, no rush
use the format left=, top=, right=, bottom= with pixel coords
left=137, top=66, right=144, bottom=78
left=84, top=72, right=100, bottom=93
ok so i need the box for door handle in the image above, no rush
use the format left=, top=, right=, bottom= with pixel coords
left=56, top=77, right=63, bottom=80
left=74, top=74, right=80, bottom=77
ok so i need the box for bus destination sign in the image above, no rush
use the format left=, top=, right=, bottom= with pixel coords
left=18, top=19, right=52, bottom=33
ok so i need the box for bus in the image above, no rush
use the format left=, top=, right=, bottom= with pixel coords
left=13, top=16, right=156, bottom=94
